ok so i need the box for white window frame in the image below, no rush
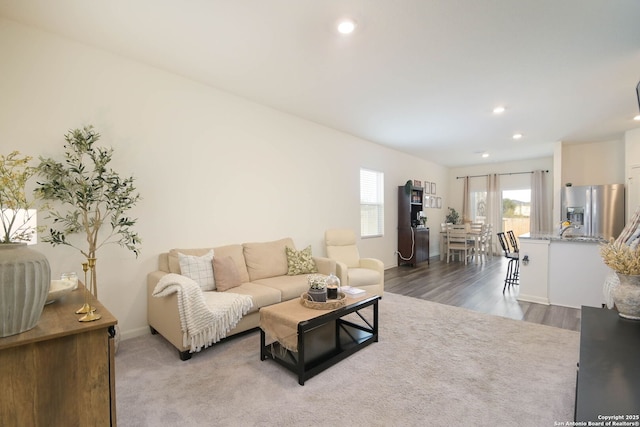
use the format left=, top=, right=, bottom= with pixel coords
left=360, top=168, right=384, bottom=238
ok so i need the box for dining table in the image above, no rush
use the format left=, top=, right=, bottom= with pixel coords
left=439, top=227, right=487, bottom=265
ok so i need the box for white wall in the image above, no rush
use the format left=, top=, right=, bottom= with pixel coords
left=561, top=139, right=625, bottom=186
left=0, top=19, right=448, bottom=338
left=625, top=128, right=640, bottom=218
left=625, top=128, right=640, bottom=162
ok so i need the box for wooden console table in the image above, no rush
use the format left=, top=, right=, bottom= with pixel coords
left=0, top=284, right=117, bottom=426
left=575, top=306, right=640, bottom=422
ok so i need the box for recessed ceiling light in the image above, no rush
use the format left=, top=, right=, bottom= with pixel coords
left=513, top=133, right=523, bottom=140
left=337, top=19, right=357, bottom=34
left=634, top=115, right=640, bottom=121
left=482, top=153, right=490, bottom=158
left=493, top=106, right=506, bottom=114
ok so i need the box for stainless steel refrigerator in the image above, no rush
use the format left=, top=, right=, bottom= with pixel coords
left=561, top=184, right=625, bottom=239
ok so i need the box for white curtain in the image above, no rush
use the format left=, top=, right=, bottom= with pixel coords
left=487, top=174, right=501, bottom=255
left=530, top=170, right=549, bottom=234
left=462, top=176, right=470, bottom=223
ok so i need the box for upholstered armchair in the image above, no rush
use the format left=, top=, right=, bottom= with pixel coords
left=324, top=229, right=384, bottom=296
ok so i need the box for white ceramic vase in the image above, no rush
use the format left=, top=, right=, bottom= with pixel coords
left=0, top=243, right=51, bottom=337
left=613, top=273, right=640, bottom=320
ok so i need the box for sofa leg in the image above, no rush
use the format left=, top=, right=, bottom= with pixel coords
left=149, top=326, right=158, bottom=335
left=179, top=350, right=192, bottom=361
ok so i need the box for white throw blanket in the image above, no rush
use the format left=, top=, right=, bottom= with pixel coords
left=153, top=273, right=253, bottom=353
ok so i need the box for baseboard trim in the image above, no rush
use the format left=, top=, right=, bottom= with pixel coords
left=517, top=294, right=550, bottom=305
left=120, top=326, right=151, bottom=341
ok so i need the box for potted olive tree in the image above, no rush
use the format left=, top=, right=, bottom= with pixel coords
left=36, top=125, right=142, bottom=298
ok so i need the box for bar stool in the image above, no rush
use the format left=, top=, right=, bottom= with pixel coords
left=506, top=230, right=519, bottom=252
left=497, top=232, right=519, bottom=292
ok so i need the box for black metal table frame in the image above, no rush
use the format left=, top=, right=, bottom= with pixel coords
left=260, top=295, right=380, bottom=385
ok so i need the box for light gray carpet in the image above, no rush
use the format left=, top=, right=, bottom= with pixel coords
left=115, top=292, right=579, bottom=426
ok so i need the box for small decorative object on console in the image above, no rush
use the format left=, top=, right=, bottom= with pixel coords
left=60, top=271, right=78, bottom=290
left=46, top=279, right=75, bottom=304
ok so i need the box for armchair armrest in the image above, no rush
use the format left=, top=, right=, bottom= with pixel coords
left=359, top=258, right=385, bottom=293
left=359, top=258, right=384, bottom=274
left=313, top=256, right=336, bottom=276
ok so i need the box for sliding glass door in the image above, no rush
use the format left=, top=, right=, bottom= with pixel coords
left=502, top=189, right=531, bottom=245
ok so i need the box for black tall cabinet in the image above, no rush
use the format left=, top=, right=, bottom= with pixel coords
left=397, top=185, right=430, bottom=266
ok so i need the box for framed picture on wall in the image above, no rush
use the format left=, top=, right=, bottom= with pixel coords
left=413, top=179, right=422, bottom=188
left=431, top=182, right=437, bottom=195
left=436, top=197, right=442, bottom=209
left=424, top=181, right=431, bottom=194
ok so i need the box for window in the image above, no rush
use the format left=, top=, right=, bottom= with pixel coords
left=360, top=168, right=384, bottom=237
left=470, top=191, right=488, bottom=223
left=502, top=189, right=531, bottom=243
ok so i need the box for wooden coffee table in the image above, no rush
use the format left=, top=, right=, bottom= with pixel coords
left=259, top=293, right=380, bottom=385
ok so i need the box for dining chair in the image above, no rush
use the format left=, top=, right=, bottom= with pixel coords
left=469, top=223, right=492, bottom=264
left=447, top=226, right=473, bottom=264
left=470, top=222, right=483, bottom=233
left=497, top=231, right=519, bottom=292
left=468, top=222, right=485, bottom=263
left=440, top=223, right=452, bottom=260
left=483, top=224, right=494, bottom=258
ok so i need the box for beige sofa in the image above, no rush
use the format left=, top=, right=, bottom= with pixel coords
left=147, top=237, right=337, bottom=360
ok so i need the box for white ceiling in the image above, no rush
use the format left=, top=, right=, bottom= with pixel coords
left=2, top=0, right=640, bottom=167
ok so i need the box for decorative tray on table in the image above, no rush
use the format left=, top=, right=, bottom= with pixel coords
left=300, top=292, right=346, bottom=310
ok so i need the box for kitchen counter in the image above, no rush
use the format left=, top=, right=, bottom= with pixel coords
left=519, top=232, right=607, bottom=243
left=518, top=232, right=610, bottom=309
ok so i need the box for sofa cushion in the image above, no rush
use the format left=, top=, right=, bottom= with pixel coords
left=213, top=244, right=250, bottom=283
left=252, top=274, right=315, bottom=301
left=213, top=282, right=282, bottom=313
left=285, top=245, right=318, bottom=275
left=178, top=250, right=215, bottom=291
left=168, top=248, right=214, bottom=274
left=213, top=256, right=241, bottom=292
left=243, top=238, right=294, bottom=281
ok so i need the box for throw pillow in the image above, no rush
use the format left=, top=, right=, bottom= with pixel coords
left=285, top=245, right=318, bottom=275
left=213, top=256, right=242, bottom=292
left=178, top=250, right=215, bottom=291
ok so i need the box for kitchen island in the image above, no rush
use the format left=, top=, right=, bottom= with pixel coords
left=518, top=233, right=610, bottom=309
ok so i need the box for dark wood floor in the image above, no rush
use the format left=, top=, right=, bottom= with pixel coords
left=385, top=254, right=581, bottom=332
